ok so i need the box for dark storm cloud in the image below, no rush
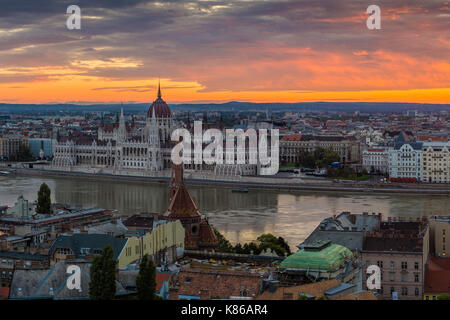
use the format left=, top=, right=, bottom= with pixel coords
left=0, top=0, right=448, bottom=90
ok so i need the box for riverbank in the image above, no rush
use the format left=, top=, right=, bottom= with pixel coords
left=7, top=167, right=450, bottom=195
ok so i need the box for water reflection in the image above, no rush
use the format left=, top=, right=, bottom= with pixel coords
left=0, top=175, right=449, bottom=249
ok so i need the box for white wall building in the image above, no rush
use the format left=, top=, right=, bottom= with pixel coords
left=388, top=142, right=423, bottom=181
left=362, top=147, right=389, bottom=174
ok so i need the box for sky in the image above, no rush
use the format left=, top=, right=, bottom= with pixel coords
left=0, top=0, right=449, bottom=104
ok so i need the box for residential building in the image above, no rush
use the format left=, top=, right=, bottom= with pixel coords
left=9, top=261, right=131, bottom=300
left=429, top=216, right=450, bottom=258
left=423, top=254, right=450, bottom=300
left=0, top=208, right=115, bottom=233
left=421, top=141, right=450, bottom=183
left=300, top=212, right=381, bottom=252
left=256, top=279, right=377, bottom=300
left=362, top=147, right=389, bottom=174
left=388, top=140, right=423, bottom=182
left=361, top=219, right=429, bottom=300
left=0, top=135, right=29, bottom=161
left=50, top=219, right=185, bottom=269
left=6, top=195, right=36, bottom=219
left=0, top=251, right=50, bottom=287
left=169, top=268, right=262, bottom=300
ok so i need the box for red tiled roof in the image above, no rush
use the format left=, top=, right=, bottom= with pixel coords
left=418, top=136, right=449, bottom=142
left=0, top=287, right=9, bottom=299
left=172, top=268, right=261, bottom=299
left=281, top=134, right=302, bottom=141
left=156, top=273, right=171, bottom=291
left=199, top=219, right=218, bottom=246
left=425, top=255, right=450, bottom=294
left=165, top=186, right=201, bottom=218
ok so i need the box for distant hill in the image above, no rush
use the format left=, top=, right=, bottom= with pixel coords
left=0, top=101, right=448, bottom=115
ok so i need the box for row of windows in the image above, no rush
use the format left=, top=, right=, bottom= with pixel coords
left=384, top=287, right=420, bottom=296
left=370, top=260, right=420, bottom=270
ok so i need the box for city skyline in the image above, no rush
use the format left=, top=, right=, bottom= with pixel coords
left=0, top=0, right=449, bottom=104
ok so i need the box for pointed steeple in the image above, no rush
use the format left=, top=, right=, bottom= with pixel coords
left=157, top=78, right=161, bottom=99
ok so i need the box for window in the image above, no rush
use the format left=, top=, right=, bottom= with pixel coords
left=415, top=288, right=419, bottom=296
left=390, top=261, right=395, bottom=269
left=390, top=273, right=395, bottom=281
left=377, top=260, right=383, bottom=269
left=401, top=287, right=408, bottom=296
left=414, top=274, right=419, bottom=283
left=401, top=262, right=408, bottom=270
left=390, top=287, right=395, bottom=294
left=414, top=262, right=419, bottom=270
left=401, top=274, right=408, bottom=282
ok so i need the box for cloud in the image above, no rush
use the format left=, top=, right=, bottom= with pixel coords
left=0, top=0, right=448, bottom=102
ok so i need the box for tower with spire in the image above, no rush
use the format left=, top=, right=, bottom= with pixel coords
left=117, top=105, right=126, bottom=143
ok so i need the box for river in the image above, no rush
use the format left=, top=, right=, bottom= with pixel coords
left=1, top=174, right=449, bottom=250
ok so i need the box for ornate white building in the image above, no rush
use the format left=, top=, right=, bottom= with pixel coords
left=52, top=85, right=174, bottom=172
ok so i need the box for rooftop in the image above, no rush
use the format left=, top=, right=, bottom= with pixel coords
left=279, top=242, right=353, bottom=271
left=425, top=255, right=450, bottom=294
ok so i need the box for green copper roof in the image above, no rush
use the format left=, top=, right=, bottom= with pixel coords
left=279, top=242, right=353, bottom=271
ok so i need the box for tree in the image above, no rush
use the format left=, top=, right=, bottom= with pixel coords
left=89, top=245, right=117, bottom=300
left=257, top=233, right=291, bottom=256
left=213, top=227, right=234, bottom=253
left=36, top=183, right=51, bottom=214
left=437, top=293, right=450, bottom=300
left=136, top=254, right=156, bottom=300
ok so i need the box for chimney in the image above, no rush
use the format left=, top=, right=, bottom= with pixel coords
left=199, top=289, right=210, bottom=300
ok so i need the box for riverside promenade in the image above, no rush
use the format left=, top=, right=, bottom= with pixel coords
left=3, top=164, right=449, bottom=195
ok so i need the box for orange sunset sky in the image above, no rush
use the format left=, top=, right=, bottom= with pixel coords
left=0, top=0, right=449, bottom=104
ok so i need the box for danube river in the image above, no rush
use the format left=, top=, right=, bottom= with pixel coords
left=1, top=174, right=449, bottom=249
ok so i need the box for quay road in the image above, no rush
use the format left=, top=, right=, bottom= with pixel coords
left=3, top=166, right=449, bottom=195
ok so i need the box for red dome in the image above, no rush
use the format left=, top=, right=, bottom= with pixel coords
left=147, top=97, right=171, bottom=118
left=147, top=84, right=171, bottom=118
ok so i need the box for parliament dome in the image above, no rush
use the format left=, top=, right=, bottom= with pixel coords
left=147, top=83, right=171, bottom=118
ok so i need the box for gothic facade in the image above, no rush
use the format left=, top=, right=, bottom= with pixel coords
left=52, top=85, right=174, bottom=172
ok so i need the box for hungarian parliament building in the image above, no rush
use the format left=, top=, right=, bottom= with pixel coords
left=52, top=85, right=175, bottom=174
left=51, top=85, right=260, bottom=177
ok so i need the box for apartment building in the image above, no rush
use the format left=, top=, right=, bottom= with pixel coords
left=362, top=219, right=429, bottom=300
left=362, top=147, right=389, bottom=174
left=0, top=135, right=29, bottom=161
left=421, top=141, right=450, bottom=183
left=429, top=216, right=450, bottom=258
left=50, top=219, right=185, bottom=269
left=388, top=141, right=423, bottom=182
